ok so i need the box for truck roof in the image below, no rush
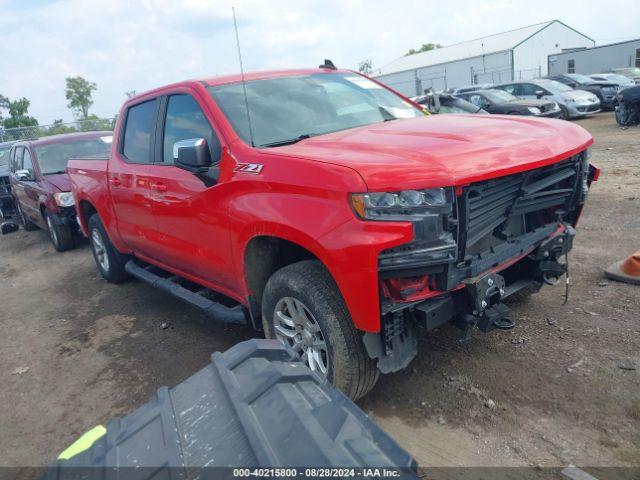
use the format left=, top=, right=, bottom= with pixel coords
left=127, top=68, right=354, bottom=103
left=202, top=68, right=349, bottom=86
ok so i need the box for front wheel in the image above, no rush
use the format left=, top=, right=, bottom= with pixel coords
left=88, top=214, right=130, bottom=283
left=46, top=212, right=75, bottom=252
left=559, top=105, right=570, bottom=120
left=261, top=260, right=379, bottom=400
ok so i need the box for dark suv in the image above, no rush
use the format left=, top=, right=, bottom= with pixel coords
left=0, top=141, right=16, bottom=219
left=8, top=131, right=112, bottom=251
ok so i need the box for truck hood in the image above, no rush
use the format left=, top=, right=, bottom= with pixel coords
left=270, top=115, right=593, bottom=191
left=43, top=173, right=72, bottom=192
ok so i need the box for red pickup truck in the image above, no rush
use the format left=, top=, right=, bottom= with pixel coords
left=68, top=66, right=597, bottom=399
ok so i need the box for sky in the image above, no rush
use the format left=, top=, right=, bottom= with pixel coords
left=1, top=0, right=639, bottom=124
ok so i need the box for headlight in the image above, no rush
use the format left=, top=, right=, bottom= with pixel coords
left=351, top=188, right=458, bottom=270
left=54, top=192, right=75, bottom=207
left=527, top=107, right=541, bottom=115
left=351, top=188, right=448, bottom=220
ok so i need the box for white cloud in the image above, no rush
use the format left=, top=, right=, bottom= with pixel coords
left=0, top=0, right=639, bottom=124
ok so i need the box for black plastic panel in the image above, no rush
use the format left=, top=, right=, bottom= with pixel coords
left=42, top=340, right=417, bottom=478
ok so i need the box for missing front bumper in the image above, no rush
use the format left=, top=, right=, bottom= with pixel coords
left=365, top=226, right=575, bottom=373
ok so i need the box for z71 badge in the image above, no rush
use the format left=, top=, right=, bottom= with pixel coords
left=234, top=163, right=264, bottom=174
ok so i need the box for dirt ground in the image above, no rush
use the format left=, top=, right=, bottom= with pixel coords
left=1, top=112, right=638, bottom=469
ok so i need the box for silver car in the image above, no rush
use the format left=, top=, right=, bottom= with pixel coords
left=494, top=79, right=600, bottom=119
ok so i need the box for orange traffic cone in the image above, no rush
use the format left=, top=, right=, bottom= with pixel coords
left=605, top=250, right=640, bottom=285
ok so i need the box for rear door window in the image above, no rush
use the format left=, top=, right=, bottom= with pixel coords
left=122, top=99, right=158, bottom=164
left=519, top=84, right=540, bottom=96
left=500, top=84, right=518, bottom=95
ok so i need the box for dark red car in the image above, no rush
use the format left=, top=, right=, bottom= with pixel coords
left=8, top=131, right=113, bottom=251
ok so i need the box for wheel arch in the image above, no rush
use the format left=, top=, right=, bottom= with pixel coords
left=77, top=199, right=98, bottom=235
left=242, top=233, right=337, bottom=330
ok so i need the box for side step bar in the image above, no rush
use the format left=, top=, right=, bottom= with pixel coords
left=125, top=260, right=247, bottom=325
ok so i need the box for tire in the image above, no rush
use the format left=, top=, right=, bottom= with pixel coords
left=45, top=211, right=75, bottom=252
left=261, top=260, right=379, bottom=400
left=16, top=202, right=38, bottom=231
left=558, top=105, right=569, bottom=120
left=88, top=214, right=130, bottom=283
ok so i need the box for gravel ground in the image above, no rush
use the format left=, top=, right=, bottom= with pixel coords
left=1, top=112, right=638, bottom=469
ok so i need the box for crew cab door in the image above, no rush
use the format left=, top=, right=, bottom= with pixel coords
left=145, top=92, right=236, bottom=291
left=109, top=98, right=161, bottom=256
left=11, top=146, right=41, bottom=226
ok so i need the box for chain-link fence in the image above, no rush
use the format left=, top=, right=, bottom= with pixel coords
left=0, top=117, right=116, bottom=143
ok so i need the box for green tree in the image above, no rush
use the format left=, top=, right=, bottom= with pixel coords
left=0, top=94, right=8, bottom=124
left=405, top=43, right=442, bottom=56
left=44, top=119, right=77, bottom=137
left=78, top=114, right=115, bottom=132
left=1, top=97, right=38, bottom=129
left=65, top=76, right=97, bottom=120
left=358, top=59, right=373, bottom=75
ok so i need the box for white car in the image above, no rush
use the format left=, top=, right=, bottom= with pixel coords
left=494, top=79, right=600, bottom=119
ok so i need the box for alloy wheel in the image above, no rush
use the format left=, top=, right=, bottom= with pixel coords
left=273, top=296, right=329, bottom=376
left=91, top=228, right=109, bottom=272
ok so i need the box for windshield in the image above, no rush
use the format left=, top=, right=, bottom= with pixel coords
left=536, top=79, right=572, bottom=94
left=482, top=89, right=518, bottom=103
left=566, top=74, right=594, bottom=84
left=615, top=68, right=640, bottom=77
left=208, top=73, right=423, bottom=147
left=0, top=145, right=11, bottom=168
left=35, top=135, right=112, bottom=175
left=602, top=74, right=634, bottom=85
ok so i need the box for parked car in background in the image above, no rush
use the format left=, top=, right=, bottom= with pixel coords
left=589, top=73, right=635, bottom=90
left=448, top=83, right=494, bottom=95
left=610, top=67, right=640, bottom=84
left=8, top=131, right=112, bottom=251
left=547, top=74, right=618, bottom=110
left=68, top=67, right=597, bottom=400
left=495, top=79, right=600, bottom=119
left=412, top=92, right=487, bottom=114
left=454, top=89, right=562, bottom=117
left=0, top=141, right=16, bottom=219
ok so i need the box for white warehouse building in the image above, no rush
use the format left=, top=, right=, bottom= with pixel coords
left=374, top=20, right=594, bottom=96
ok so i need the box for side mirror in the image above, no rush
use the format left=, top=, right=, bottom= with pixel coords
left=173, top=138, right=212, bottom=173
left=535, top=90, right=544, bottom=99
left=16, top=169, right=33, bottom=181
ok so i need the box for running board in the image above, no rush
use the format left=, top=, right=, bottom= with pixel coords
left=125, top=260, right=247, bottom=325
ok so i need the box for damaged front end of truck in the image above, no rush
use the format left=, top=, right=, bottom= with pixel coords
left=362, top=150, right=599, bottom=374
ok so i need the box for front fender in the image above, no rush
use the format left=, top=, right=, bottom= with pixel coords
left=232, top=197, right=412, bottom=333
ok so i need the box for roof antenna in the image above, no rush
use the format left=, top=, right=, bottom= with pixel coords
left=232, top=6, right=255, bottom=147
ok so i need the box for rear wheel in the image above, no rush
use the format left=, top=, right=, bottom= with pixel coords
left=262, top=260, right=379, bottom=400
left=45, top=212, right=75, bottom=252
left=17, top=202, right=37, bottom=231
left=88, top=214, right=130, bottom=283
